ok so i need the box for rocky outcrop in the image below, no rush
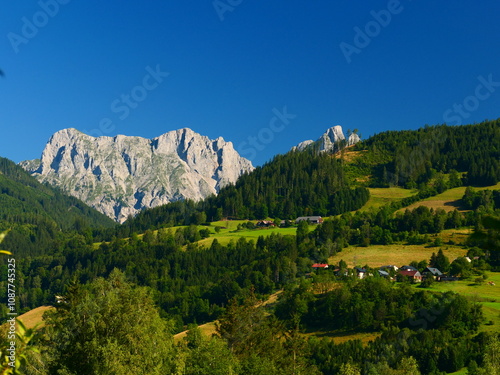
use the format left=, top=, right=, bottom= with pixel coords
left=21, top=128, right=254, bottom=222
left=292, top=125, right=361, bottom=153
left=347, top=132, right=361, bottom=146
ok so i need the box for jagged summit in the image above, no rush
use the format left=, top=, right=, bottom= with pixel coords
left=21, top=128, right=254, bottom=223
left=292, top=125, right=361, bottom=153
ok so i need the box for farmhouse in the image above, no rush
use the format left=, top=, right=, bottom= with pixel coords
left=333, top=268, right=349, bottom=277
left=398, top=269, right=422, bottom=282
left=422, top=267, right=443, bottom=281
left=312, top=263, right=329, bottom=269
left=355, top=267, right=367, bottom=279
left=295, top=216, right=324, bottom=224
left=256, top=220, right=276, bottom=228
left=378, top=269, right=391, bottom=279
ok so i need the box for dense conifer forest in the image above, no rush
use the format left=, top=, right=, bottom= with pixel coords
left=0, top=157, right=114, bottom=257
left=357, top=119, right=500, bottom=187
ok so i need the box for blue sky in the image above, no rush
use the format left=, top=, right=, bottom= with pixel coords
left=2, top=1, right=500, bottom=166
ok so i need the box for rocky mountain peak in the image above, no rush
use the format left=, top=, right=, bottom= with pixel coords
left=292, top=125, right=361, bottom=152
left=21, top=128, right=254, bottom=223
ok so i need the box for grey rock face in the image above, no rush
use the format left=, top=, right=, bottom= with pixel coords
left=293, top=140, right=314, bottom=152
left=292, top=125, right=361, bottom=153
left=348, top=132, right=361, bottom=146
left=21, top=128, right=254, bottom=223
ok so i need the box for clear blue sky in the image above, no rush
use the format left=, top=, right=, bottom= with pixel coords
left=2, top=1, right=500, bottom=166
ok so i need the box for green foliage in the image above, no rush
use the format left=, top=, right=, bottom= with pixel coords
left=0, top=319, right=40, bottom=375
left=449, top=257, right=473, bottom=277
left=216, top=294, right=320, bottom=374
left=469, top=214, right=500, bottom=268
left=3, top=121, right=500, bottom=374
left=42, top=269, right=175, bottom=374
left=0, top=229, right=11, bottom=256
left=360, top=120, right=500, bottom=187
left=183, top=336, right=239, bottom=375
left=274, top=281, right=314, bottom=327
left=462, top=186, right=500, bottom=211
left=282, top=277, right=484, bottom=335
left=430, top=249, right=450, bottom=273
left=479, top=333, right=500, bottom=375
left=184, top=324, right=203, bottom=349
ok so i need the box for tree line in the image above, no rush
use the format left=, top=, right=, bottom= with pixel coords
left=357, top=120, right=500, bottom=188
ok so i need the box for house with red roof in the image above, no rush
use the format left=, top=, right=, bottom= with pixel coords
left=398, top=269, right=422, bottom=282
left=312, top=263, right=329, bottom=269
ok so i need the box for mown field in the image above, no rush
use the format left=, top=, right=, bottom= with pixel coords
left=17, top=306, right=53, bottom=329
left=402, top=182, right=500, bottom=213
left=196, top=220, right=298, bottom=247
left=436, top=228, right=472, bottom=245
left=328, top=243, right=467, bottom=268
left=361, top=187, right=417, bottom=211
left=69, top=183, right=500, bottom=356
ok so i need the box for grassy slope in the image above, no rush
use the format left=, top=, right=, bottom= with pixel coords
left=197, top=220, right=297, bottom=247
left=361, top=187, right=417, bottom=211
left=0, top=306, right=54, bottom=332
left=328, top=243, right=468, bottom=269
left=302, top=329, right=381, bottom=346
left=302, top=272, right=500, bottom=346
left=17, top=306, right=53, bottom=329
left=174, top=321, right=217, bottom=343
left=449, top=369, right=468, bottom=375
left=402, top=182, right=500, bottom=213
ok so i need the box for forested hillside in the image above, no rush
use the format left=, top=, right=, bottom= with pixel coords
left=0, top=157, right=115, bottom=256
left=357, top=119, right=500, bottom=187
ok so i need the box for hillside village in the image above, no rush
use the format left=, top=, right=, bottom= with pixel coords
left=312, top=262, right=460, bottom=283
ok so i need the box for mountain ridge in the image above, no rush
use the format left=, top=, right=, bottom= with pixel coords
left=21, top=128, right=254, bottom=222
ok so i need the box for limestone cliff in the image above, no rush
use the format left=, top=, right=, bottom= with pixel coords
left=21, top=128, right=254, bottom=222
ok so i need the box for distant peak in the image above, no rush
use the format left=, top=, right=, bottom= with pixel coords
left=292, top=124, right=361, bottom=153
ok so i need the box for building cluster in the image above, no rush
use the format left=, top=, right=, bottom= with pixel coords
left=311, top=263, right=460, bottom=282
